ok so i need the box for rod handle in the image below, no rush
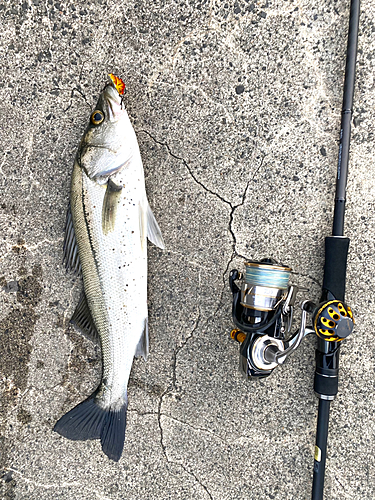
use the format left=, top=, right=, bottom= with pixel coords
left=322, top=236, right=350, bottom=302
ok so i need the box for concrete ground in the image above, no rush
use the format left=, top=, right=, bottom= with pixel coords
left=1, top=0, right=374, bottom=499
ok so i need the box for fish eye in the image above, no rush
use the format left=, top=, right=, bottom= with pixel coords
left=91, top=110, right=105, bottom=125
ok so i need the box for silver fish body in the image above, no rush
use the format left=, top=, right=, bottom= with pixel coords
left=54, top=82, right=164, bottom=461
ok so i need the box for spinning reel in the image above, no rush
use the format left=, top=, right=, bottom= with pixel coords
left=229, top=259, right=354, bottom=381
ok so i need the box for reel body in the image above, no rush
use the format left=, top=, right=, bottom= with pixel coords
left=229, top=259, right=300, bottom=379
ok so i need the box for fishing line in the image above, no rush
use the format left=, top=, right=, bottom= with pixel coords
left=244, top=262, right=291, bottom=290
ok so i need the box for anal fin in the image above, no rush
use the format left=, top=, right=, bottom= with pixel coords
left=135, top=318, right=149, bottom=361
left=70, top=292, right=99, bottom=343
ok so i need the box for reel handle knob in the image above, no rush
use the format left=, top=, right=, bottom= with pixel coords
left=302, top=300, right=316, bottom=314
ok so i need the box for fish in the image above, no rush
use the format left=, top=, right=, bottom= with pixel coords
left=53, top=76, right=164, bottom=461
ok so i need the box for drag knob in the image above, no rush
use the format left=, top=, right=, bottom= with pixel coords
left=313, top=300, right=354, bottom=341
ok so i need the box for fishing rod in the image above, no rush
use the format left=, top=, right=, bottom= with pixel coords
left=228, top=0, right=359, bottom=498
left=312, top=0, right=359, bottom=497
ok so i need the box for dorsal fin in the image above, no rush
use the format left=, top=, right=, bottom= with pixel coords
left=63, top=202, right=82, bottom=275
left=70, top=292, right=99, bottom=343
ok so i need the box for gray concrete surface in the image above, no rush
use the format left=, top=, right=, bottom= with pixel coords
left=0, top=0, right=374, bottom=499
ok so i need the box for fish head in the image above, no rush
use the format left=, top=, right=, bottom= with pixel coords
left=78, top=82, right=138, bottom=183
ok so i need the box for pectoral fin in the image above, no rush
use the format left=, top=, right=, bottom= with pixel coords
left=102, top=179, right=123, bottom=235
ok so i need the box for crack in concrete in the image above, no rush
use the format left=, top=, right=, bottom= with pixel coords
left=127, top=409, right=158, bottom=417
left=157, top=408, right=214, bottom=500
left=162, top=414, right=228, bottom=445
left=140, top=130, right=265, bottom=277
left=157, top=388, right=170, bottom=463
left=228, top=154, right=265, bottom=261
left=48, top=84, right=91, bottom=113
left=214, top=156, right=266, bottom=318
left=140, top=130, right=232, bottom=206
left=218, top=250, right=236, bottom=304
left=155, top=308, right=213, bottom=499
left=172, top=308, right=201, bottom=391
left=294, top=272, right=322, bottom=289
left=141, top=132, right=265, bottom=499
left=128, top=409, right=228, bottom=446
left=156, top=308, right=200, bottom=448
left=334, top=475, right=345, bottom=491
left=141, top=131, right=266, bottom=367
left=180, top=463, right=214, bottom=500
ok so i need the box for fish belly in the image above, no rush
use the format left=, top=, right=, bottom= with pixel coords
left=70, top=161, right=147, bottom=407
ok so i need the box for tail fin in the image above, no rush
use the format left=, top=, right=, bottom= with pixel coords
left=53, top=391, right=128, bottom=462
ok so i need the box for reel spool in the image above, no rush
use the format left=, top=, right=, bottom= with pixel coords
left=240, top=261, right=291, bottom=312
left=229, top=259, right=355, bottom=380
left=230, top=259, right=292, bottom=329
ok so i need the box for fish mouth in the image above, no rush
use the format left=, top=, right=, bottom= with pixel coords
left=102, top=85, right=122, bottom=121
